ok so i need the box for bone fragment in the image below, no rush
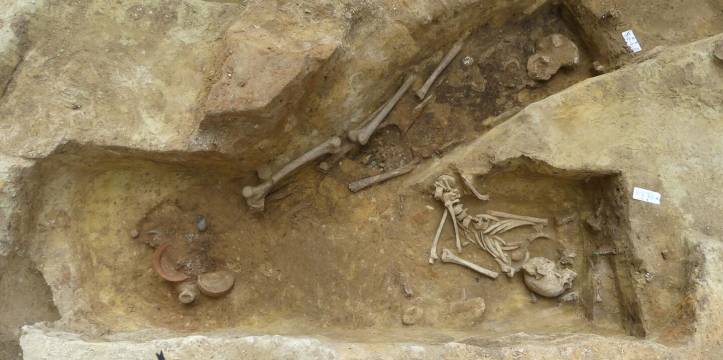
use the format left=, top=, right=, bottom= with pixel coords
left=348, top=162, right=417, bottom=192
left=413, top=93, right=435, bottom=113
left=416, top=37, right=465, bottom=99
left=243, top=137, right=342, bottom=211
left=486, top=210, right=548, bottom=225
left=348, top=74, right=416, bottom=145
left=459, top=173, right=489, bottom=201
left=429, top=209, right=448, bottom=264
left=441, top=248, right=499, bottom=279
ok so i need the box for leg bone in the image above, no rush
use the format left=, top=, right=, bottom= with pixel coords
left=446, top=204, right=462, bottom=252
left=441, top=248, right=499, bottom=279
left=429, top=209, right=448, bottom=264
left=243, top=137, right=342, bottom=211
left=416, top=38, right=465, bottom=99
left=348, top=74, right=416, bottom=145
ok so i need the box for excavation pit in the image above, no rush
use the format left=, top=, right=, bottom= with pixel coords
left=16, top=147, right=651, bottom=344
left=5, top=0, right=722, bottom=357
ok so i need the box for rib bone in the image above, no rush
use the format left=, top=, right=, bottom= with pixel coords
left=441, top=248, right=499, bottom=279
left=429, top=209, right=448, bottom=264
left=416, top=38, right=465, bottom=99
left=486, top=210, right=548, bottom=225
left=243, top=137, right=342, bottom=211
left=348, top=74, right=416, bottom=145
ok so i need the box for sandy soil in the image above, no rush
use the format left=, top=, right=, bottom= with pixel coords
left=1, top=0, right=723, bottom=359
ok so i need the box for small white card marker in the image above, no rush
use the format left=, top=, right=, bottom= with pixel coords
left=622, top=30, right=642, bottom=53
left=632, top=187, right=661, bottom=205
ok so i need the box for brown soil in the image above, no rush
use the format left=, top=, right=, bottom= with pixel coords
left=25, top=151, right=638, bottom=342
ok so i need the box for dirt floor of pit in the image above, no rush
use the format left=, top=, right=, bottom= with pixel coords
left=22, top=152, right=639, bottom=342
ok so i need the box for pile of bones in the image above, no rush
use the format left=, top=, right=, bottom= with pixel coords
left=429, top=174, right=577, bottom=300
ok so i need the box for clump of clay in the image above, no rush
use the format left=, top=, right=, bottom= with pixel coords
left=522, top=257, right=577, bottom=298
left=527, top=34, right=580, bottom=81
left=402, top=305, right=423, bottom=325
left=198, top=270, right=235, bottom=297
left=449, top=297, right=486, bottom=324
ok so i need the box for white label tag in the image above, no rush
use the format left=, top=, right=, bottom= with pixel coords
left=632, top=187, right=660, bottom=205
left=622, top=30, right=642, bottom=53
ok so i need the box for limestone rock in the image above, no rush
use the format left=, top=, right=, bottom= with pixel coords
left=527, top=34, right=579, bottom=81
left=203, top=8, right=344, bottom=134
left=714, top=39, right=723, bottom=62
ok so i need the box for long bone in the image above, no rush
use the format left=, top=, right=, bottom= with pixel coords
left=318, top=95, right=386, bottom=172
left=429, top=209, right=448, bottom=264
left=243, top=137, right=342, bottom=211
left=348, top=74, right=416, bottom=145
left=348, top=162, right=417, bottom=192
left=416, top=37, right=465, bottom=99
left=441, top=248, right=499, bottom=279
left=447, top=202, right=463, bottom=252
left=435, top=175, right=463, bottom=252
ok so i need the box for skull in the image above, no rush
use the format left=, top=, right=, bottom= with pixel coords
left=522, top=257, right=577, bottom=298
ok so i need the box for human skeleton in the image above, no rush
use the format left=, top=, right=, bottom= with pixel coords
left=429, top=174, right=550, bottom=277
